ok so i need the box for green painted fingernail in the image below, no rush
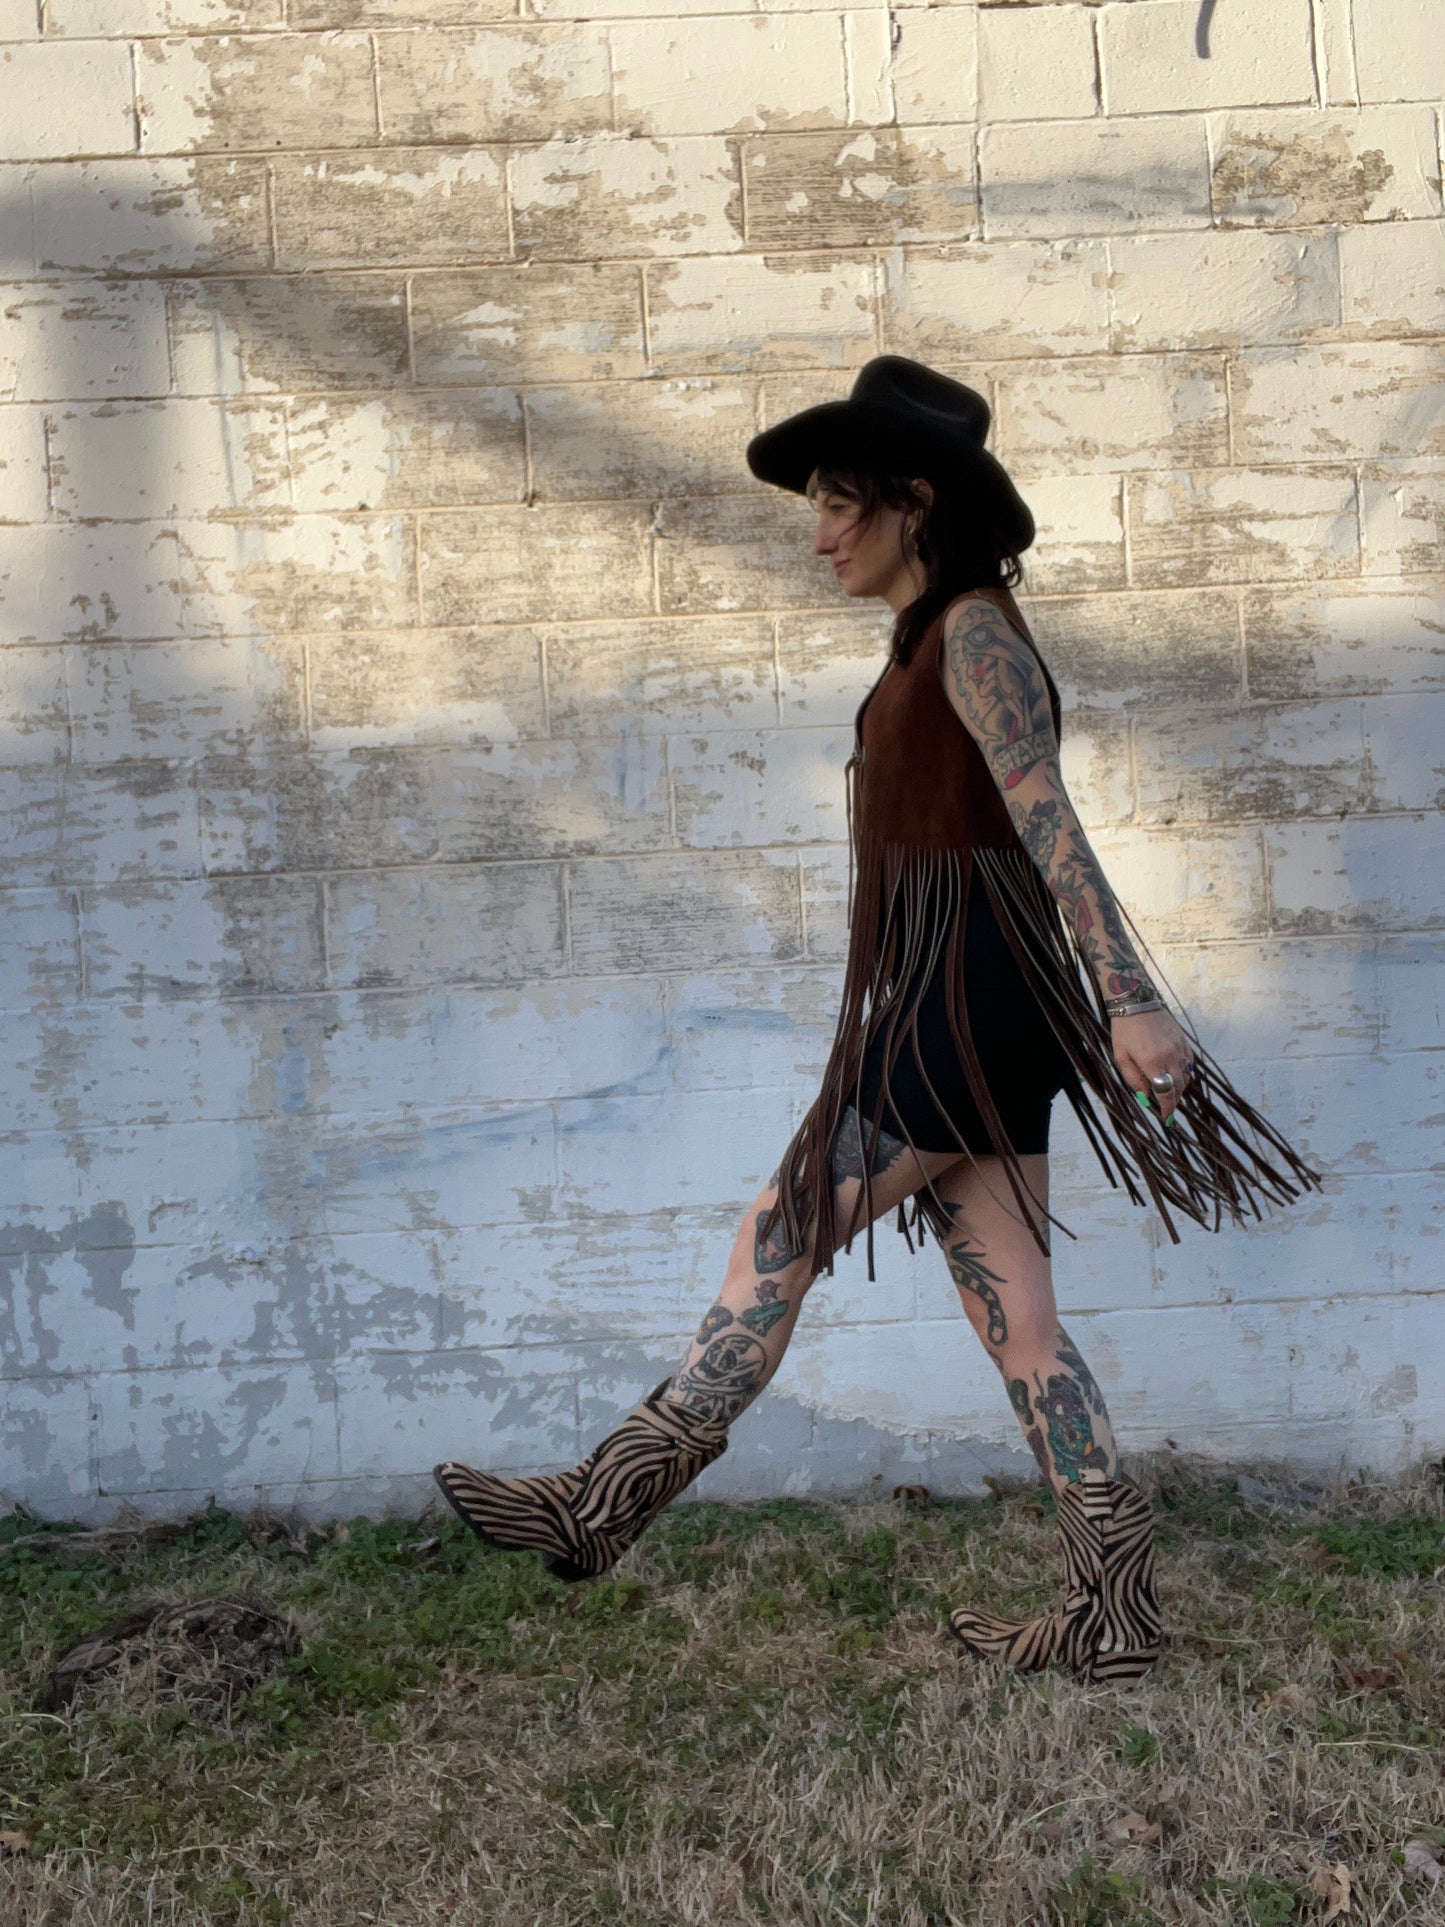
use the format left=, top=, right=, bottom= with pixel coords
left=1164, top=1113, right=1177, bottom=1128
left=1134, top=1092, right=1151, bottom=1111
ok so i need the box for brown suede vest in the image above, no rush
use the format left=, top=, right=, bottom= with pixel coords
left=761, top=584, right=1323, bottom=1283
left=853, top=585, right=1061, bottom=853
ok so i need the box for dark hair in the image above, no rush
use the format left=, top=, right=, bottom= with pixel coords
left=806, top=461, right=1028, bottom=667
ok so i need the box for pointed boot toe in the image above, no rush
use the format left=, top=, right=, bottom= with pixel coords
left=433, top=1380, right=731, bottom=1584
left=431, top=1457, right=592, bottom=1573
left=947, top=1473, right=1107, bottom=1676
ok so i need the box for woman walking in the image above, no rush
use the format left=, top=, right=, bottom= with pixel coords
left=433, top=358, right=1322, bottom=1684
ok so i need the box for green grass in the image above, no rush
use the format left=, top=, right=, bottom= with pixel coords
left=2, top=1457, right=1443, bottom=1923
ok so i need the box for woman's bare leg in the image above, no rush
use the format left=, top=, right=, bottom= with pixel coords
left=659, top=1110, right=965, bottom=1423
left=931, top=1153, right=1120, bottom=1493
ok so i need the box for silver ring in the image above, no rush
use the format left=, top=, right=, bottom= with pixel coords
left=1149, top=1072, right=1176, bottom=1094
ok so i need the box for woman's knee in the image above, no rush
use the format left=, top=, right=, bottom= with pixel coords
left=963, top=1295, right=1057, bottom=1357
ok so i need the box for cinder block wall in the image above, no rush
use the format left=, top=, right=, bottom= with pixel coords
left=1, top=0, right=1440, bottom=1522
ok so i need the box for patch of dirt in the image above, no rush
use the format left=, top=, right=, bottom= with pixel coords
left=38, top=1596, right=301, bottom=1724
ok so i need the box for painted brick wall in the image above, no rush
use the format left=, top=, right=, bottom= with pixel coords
left=0, top=0, right=1441, bottom=1523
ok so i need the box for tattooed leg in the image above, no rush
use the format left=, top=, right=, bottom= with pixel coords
left=830, top=1107, right=908, bottom=1186
left=933, top=1163, right=1120, bottom=1491
left=661, top=1121, right=960, bottom=1422
left=994, top=1326, right=1119, bottom=1488
left=944, top=1228, right=1010, bottom=1350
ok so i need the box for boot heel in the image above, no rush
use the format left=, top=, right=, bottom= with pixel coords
left=1069, top=1471, right=1162, bottom=1685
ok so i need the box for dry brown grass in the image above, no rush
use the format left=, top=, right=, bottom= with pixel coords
left=2, top=1450, right=1443, bottom=1926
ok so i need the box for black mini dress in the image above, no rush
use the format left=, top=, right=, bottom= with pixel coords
left=851, top=867, right=1072, bottom=1158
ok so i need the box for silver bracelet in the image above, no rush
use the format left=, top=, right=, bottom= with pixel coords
left=1104, top=994, right=1164, bottom=1019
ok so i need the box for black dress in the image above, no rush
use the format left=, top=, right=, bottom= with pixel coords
left=853, top=869, right=1071, bottom=1157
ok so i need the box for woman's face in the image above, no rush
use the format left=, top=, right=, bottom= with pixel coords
left=807, top=470, right=933, bottom=611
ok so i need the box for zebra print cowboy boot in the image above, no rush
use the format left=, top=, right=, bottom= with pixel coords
left=432, top=1379, right=730, bottom=1584
left=948, top=1468, right=1162, bottom=1684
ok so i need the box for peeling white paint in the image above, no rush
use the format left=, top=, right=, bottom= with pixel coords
left=0, top=0, right=1440, bottom=1525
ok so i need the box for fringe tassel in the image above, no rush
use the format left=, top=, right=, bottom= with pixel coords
left=764, top=830, right=1325, bottom=1284
left=974, top=845, right=1324, bottom=1247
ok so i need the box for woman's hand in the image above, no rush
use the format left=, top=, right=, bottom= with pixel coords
left=1110, top=1008, right=1194, bottom=1124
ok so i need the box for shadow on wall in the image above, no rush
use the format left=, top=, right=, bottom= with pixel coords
left=0, top=136, right=1437, bottom=1515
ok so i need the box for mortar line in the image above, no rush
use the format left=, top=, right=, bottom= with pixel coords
left=403, top=275, right=417, bottom=384
left=971, top=114, right=985, bottom=242
left=2, top=1002, right=1429, bottom=1063
left=604, top=24, right=617, bottom=134
left=4, top=1023, right=1431, bottom=1122
left=263, top=160, right=279, bottom=270
left=40, top=411, right=57, bottom=519
left=503, top=149, right=517, bottom=259
left=839, top=11, right=852, bottom=124
left=317, top=872, right=331, bottom=989
left=1258, top=822, right=1276, bottom=935
left=1223, top=353, right=1237, bottom=465
left=662, top=732, right=677, bottom=845
left=278, top=397, right=297, bottom=512
left=300, top=630, right=315, bottom=742
left=538, top=631, right=553, bottom=738
left=560, top=862, right=575, bottom=974
left=127, top=38, right=142, bottom=154
left=1125, top=715, right=1139, bottom=825
left=1091, top=8, right=1107, bottom=117
left=638, top=264, right=652, bottom=366
left=1118, top=474, right=1134, bottom=588
left=13, top=925, right=1440, bottom=1013
left=1101, top=235, right=1118, bottom=353
left=1236, top=587, right=1250, bottom=701
left=369, top=32, right=384, bottom=140
left=1308, top=0, right=1327, bottom=109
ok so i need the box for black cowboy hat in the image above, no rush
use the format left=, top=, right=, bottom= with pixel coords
left=745, top=354, right=1034, bottom=553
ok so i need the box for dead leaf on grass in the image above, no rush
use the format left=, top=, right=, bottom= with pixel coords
left=1259, top=1682, right=1315, bottom=1711
left=1402, top=1840, right=1445, bottom=1883
left=1307, top=1861, right=1353, bottom=1920
left=1105, top=1810, right=1162, bottom=1846
left=891, top=1484, right=930, bottom=1504
left=1338, top=1662, right=1393, bottom=1694
left=0, top=1830, right=31, bottom=1856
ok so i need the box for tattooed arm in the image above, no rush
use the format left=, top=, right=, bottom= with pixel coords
left=939, top=595, right=1151, bottom=1000
left=938, top=595, right=1194, bottom=1116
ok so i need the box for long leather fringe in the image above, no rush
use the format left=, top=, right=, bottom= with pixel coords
left=763, top=831, right=1325, bottom=1284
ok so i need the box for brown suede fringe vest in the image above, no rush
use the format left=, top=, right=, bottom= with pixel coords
left=766, top=586, right=1324, bottom=1281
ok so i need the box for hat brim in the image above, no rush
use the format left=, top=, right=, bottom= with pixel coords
left=745, top=398, right=1034, bottom=553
